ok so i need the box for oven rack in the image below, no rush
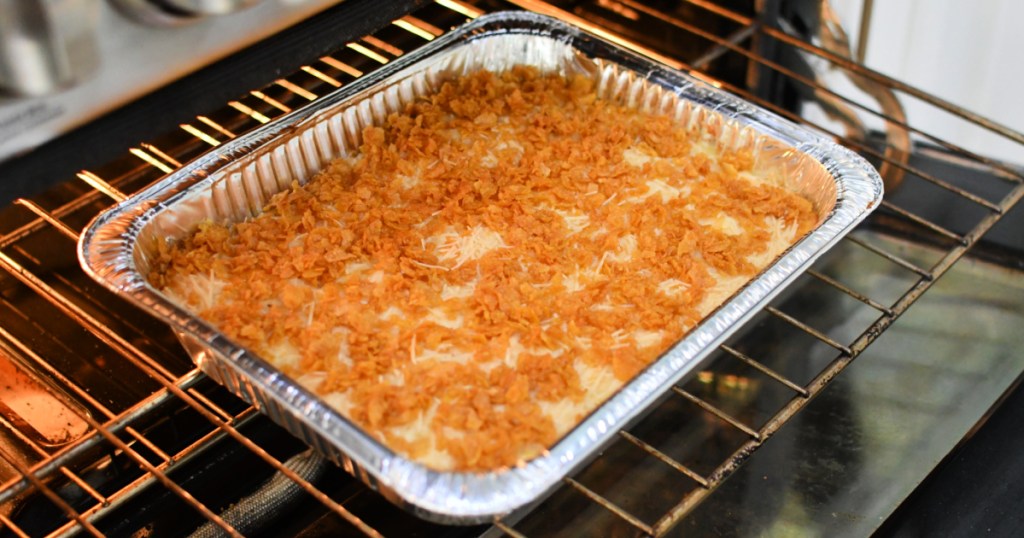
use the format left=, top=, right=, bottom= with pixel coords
left=0, top=0, right=1021, bottom=536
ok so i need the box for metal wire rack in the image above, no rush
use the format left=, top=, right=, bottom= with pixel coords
left=0, top=0, right=1021, bottom=536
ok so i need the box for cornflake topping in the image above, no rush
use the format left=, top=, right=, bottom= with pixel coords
left=153, top=66, right=817, bottom=471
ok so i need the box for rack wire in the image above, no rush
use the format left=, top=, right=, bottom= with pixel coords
left=0, top=0, right=1021, bottom=536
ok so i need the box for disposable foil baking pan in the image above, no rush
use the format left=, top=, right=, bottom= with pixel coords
left=79, top=12, right=883, bottom=523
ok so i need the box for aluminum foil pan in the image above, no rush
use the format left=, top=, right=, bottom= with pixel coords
left=79, top=12, right=883, bottom=524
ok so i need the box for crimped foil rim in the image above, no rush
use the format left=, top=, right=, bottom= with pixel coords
left=79, top=11, right=882, bottom=523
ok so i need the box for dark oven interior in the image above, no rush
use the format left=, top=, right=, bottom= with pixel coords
left=0, top=1, right=1022, bottom=536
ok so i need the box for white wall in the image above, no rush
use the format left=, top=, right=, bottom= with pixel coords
left=811, top=0, right=1024, bottom=163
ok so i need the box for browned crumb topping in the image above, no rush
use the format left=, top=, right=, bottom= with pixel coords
left=152, top=66, right=817, bottom=471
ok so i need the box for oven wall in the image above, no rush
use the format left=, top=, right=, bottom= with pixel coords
left=818, top=0, right=1024, bottom=163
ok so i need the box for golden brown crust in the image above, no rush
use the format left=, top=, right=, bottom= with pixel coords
left=153, top=67, right=817, bottom=471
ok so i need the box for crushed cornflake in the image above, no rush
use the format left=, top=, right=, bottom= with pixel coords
left=153, top=66, right=817, bottom=472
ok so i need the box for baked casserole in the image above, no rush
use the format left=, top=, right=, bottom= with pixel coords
left=152, top=66, right=818, bottom=472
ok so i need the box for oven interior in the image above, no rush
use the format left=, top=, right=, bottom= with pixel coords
left=0, top=1, right=1022, bottom=536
